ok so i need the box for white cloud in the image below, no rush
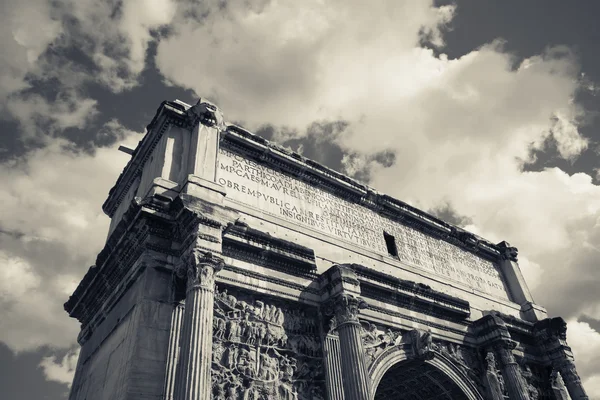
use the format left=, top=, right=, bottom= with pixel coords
left=155, top=0, right=600, bottom=387
left=5, top=92, right=99, bottom=141
left=0, top=0, right=177, bottom=141
left=157, top=0, right=455, bottom=130
left=0, top=0, right=62, bottom=101
left=0, top=122, right=141, bottom=352
left=39, top=348, right=80, bottom=387
left=567, top=320, right=600, bottom=398
left=54, top=0, right=177, bottom=91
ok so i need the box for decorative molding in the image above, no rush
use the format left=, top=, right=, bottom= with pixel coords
left=222, top=220, right=317, bottom=274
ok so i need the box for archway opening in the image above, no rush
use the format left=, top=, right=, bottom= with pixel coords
left=374, top=359, right=470, bottom=400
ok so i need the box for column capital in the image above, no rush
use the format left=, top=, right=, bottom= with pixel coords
left=176, top=249, right=224, bottom=291
left=491, top=339, right=519, bottom=366
left=323, top=294, right=367, bottom=327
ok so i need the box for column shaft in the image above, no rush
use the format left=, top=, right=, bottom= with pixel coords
left=164, top=303, right=184, bottom=400
left=337, top=322, right=371, bottom=400
left=558, top=361, right=589, bottom=400
left=174, top=287, right=215, bottom=400
left=323, top=334, right=345, bottom=400
left=496, top=345, right=530, bottom=400
left=173, top=250, right=223, bottom=400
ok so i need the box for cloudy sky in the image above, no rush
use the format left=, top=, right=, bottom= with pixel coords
left=1, top=0, right=599, bottom=398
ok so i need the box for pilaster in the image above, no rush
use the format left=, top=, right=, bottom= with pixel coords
left=551, top=370, right=571, bottom=400
left=496, top=242, right=547, bottom=322
left=184, top=99, right=225, bottom=185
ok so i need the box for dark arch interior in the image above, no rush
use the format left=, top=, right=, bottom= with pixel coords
left=374, top=359, right=470, bottom=400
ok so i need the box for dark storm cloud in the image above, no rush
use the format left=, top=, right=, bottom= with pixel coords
left=0, top=344, right=70, bottom=400
left=435, top=0, right=600, bottom=181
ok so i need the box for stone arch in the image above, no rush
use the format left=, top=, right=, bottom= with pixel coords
left=368, top=346, right=484, bottom=400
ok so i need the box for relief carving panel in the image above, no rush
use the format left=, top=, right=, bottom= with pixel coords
left=212, top=287, right=325, bottom=400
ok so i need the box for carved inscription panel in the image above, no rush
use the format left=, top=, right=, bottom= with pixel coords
left=212, top=287, right=325, bottom=400
left=217, top=147, right=509, bottom=300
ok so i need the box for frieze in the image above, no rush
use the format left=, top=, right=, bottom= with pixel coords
left=211, top=287, right=325, bottom=399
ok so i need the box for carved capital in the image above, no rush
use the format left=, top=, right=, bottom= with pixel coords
left=176, top=249, right=224, bottom=291
left=185, top=99, right=225, bottom=131
left=323, top=294, right=367, bottom=327
left=492, top=339, right=518, bottom=366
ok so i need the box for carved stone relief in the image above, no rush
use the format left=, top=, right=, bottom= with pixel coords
left=520, top=362, right=540, bottom=400
left=211, top=287, right=325, bottom=400
left=358, top=321, right=482, bottom=388
left=360, top=322, right=404, bottom=368
left=483, top=351, right=506, bottom=400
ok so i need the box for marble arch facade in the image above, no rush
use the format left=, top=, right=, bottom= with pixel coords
left=64, top=99, right=588, bottom=400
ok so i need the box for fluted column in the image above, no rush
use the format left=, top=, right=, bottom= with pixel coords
left=493, top=340, right=530, bottom=400
left=328, top=294, right=370, bottom=400
left=556, top=359, right=588, bottom=400
left=323, top=332, right=345, bottom=400
left=173, top=249, right=223, bottom=400
left=164, top=301, right=185, bottom=400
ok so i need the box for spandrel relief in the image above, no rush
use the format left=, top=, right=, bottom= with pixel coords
left=358, top=321, right=485, bottom=394
left=212, top=287, right=325, bottom=400
left=360, top=322, right=404, bottom=368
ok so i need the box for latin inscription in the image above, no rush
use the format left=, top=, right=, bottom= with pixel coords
left=217, top=147, right=508, bottom=299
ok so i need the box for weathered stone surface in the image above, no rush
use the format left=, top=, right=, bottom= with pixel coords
left=64, top=98, right=588, bottom=400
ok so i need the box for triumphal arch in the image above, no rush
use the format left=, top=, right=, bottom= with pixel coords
left=65, top=99, right=589, bottom=400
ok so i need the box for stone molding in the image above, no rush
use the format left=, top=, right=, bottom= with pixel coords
left=222, top=220, right=317, bottom=273
left=103, top=99, right=515, bottom=264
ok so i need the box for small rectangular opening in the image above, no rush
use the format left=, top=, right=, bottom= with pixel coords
left=384, top=231, right=398, bottom=257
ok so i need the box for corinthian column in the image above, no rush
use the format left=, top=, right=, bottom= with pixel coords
left=556, top=360, right=588, bottom=400
left=173, top=249, right=223, bottom=400
left=493, top=340, right=530, bottom=400
left=328, top=294, right=370, bottom=400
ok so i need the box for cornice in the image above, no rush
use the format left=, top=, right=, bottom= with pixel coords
left=221, top=125, right=505, bottom=261
left=103, top=99, right=512, bottom=262
left=222, top=220, right=317, bottom=272
left=349, top=263, right=471, bottom=319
